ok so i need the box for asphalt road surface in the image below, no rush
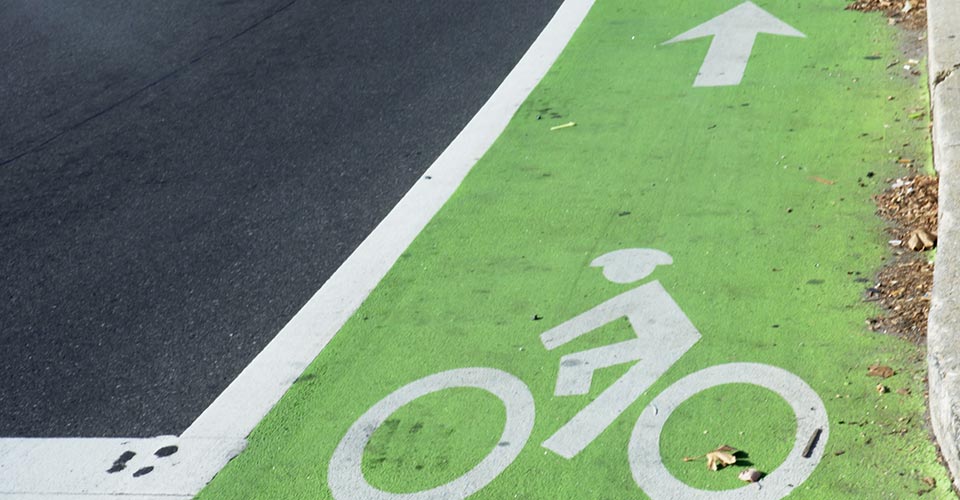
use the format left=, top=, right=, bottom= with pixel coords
left=0, top=0, right=563, bottom=438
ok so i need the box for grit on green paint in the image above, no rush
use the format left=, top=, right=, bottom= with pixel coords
left=197, top=1, right=948, bottom=498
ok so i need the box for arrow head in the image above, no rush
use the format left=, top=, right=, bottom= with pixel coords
left=662, top=1, right=805, bottom=86
left=663, top=1, right=805, bottom=44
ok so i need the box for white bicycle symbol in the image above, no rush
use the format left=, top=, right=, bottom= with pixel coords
left=328, top=249, right=828, bottom=499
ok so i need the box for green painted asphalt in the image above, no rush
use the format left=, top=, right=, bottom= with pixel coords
left=197, top=1, right=950, bottom=498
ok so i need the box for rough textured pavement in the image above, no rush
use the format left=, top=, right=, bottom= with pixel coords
left=927, top=0, right=960, bottom=491
left=0, top=0, right=563, bottom=438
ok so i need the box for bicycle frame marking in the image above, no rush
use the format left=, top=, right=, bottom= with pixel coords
left=540, top=280, right=701, bottom=458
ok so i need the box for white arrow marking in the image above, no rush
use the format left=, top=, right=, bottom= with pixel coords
left=663, top=1, right=805, bottom=87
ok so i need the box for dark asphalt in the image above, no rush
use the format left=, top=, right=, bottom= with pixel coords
left=0, top=0, right=564, bottom=437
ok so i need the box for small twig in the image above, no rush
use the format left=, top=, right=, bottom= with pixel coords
left=810, top=176, right=835, bottom=185
left=802, top=428, right=823, bottom=458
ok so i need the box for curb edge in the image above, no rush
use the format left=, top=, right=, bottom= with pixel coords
left=926, top=0, right=960, bottom=492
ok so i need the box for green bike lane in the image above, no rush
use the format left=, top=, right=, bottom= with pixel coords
left=198, top=1, right=950, bottom=498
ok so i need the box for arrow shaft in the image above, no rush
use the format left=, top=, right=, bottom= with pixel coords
left=694, top=32, right=758, bottom=87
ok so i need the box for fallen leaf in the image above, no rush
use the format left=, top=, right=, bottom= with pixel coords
left=868, top=364, right=895, bottom=378
left=916, top=229, right=937, bottom=249
left=876, top=383, right=888, bottom=394
left=921, top=476, right=936, bottom=488
left=706, top=450, right=737, bottom=471
left=908, top=232, right=922, bottom=251
left=685, top=445, right=740, bottom=470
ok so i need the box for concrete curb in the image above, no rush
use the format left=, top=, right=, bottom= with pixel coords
left=926, top=0, right=960, bottom=491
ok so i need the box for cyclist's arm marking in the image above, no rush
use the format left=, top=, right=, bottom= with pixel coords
left=540, top=282, right=665, bottom=349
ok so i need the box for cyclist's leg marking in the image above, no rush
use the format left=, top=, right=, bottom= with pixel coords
left=328, top=368, right=535, bottom=500
left=542, top=282, right=701, bottom=459
left=544, top=359, right=669, bottom=459
left=629, top=363, right=829, bottom=500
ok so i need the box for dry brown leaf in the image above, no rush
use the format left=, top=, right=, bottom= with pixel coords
left=685, top=445, right=740, bottom=470
left=917, top=228, right=937, bottom=249
left=907, top=229, right=935, bottom=251
left=867, top=364, right=895, bottom=378
left=706, top=451, right=737, bottom=471
left=908, top=231, right=922, bottom=250
left=876, top=383, right=888, bottom=394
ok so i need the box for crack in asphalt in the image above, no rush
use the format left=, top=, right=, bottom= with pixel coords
left=0, top=0, right=299, bottom=168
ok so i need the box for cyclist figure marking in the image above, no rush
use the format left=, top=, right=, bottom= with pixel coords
left=540, top=249, right=701, bottom=458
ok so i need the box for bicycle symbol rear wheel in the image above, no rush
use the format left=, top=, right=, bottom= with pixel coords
left=629, top=362, right=829, bottom=499
left=327, top=368, right=535, bottom=499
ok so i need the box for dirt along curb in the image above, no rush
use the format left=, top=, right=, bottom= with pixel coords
left=926, top=0, right=960, bottom=491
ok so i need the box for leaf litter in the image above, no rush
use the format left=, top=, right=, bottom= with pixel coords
left=840, top=2, right=946, bottom=494
left=846, top=0, right=927, bottom=29
left=876, top=175, right=938, bottom=248
left=865, top=175, right=937, bottom=343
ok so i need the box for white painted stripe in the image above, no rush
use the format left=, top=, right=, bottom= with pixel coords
left=5, top=496, right=189, bottom=500
left=0, top=0, right=594, bottom=495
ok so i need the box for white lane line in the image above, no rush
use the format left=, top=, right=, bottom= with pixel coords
left=0, top=0, right=595, bottom=496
